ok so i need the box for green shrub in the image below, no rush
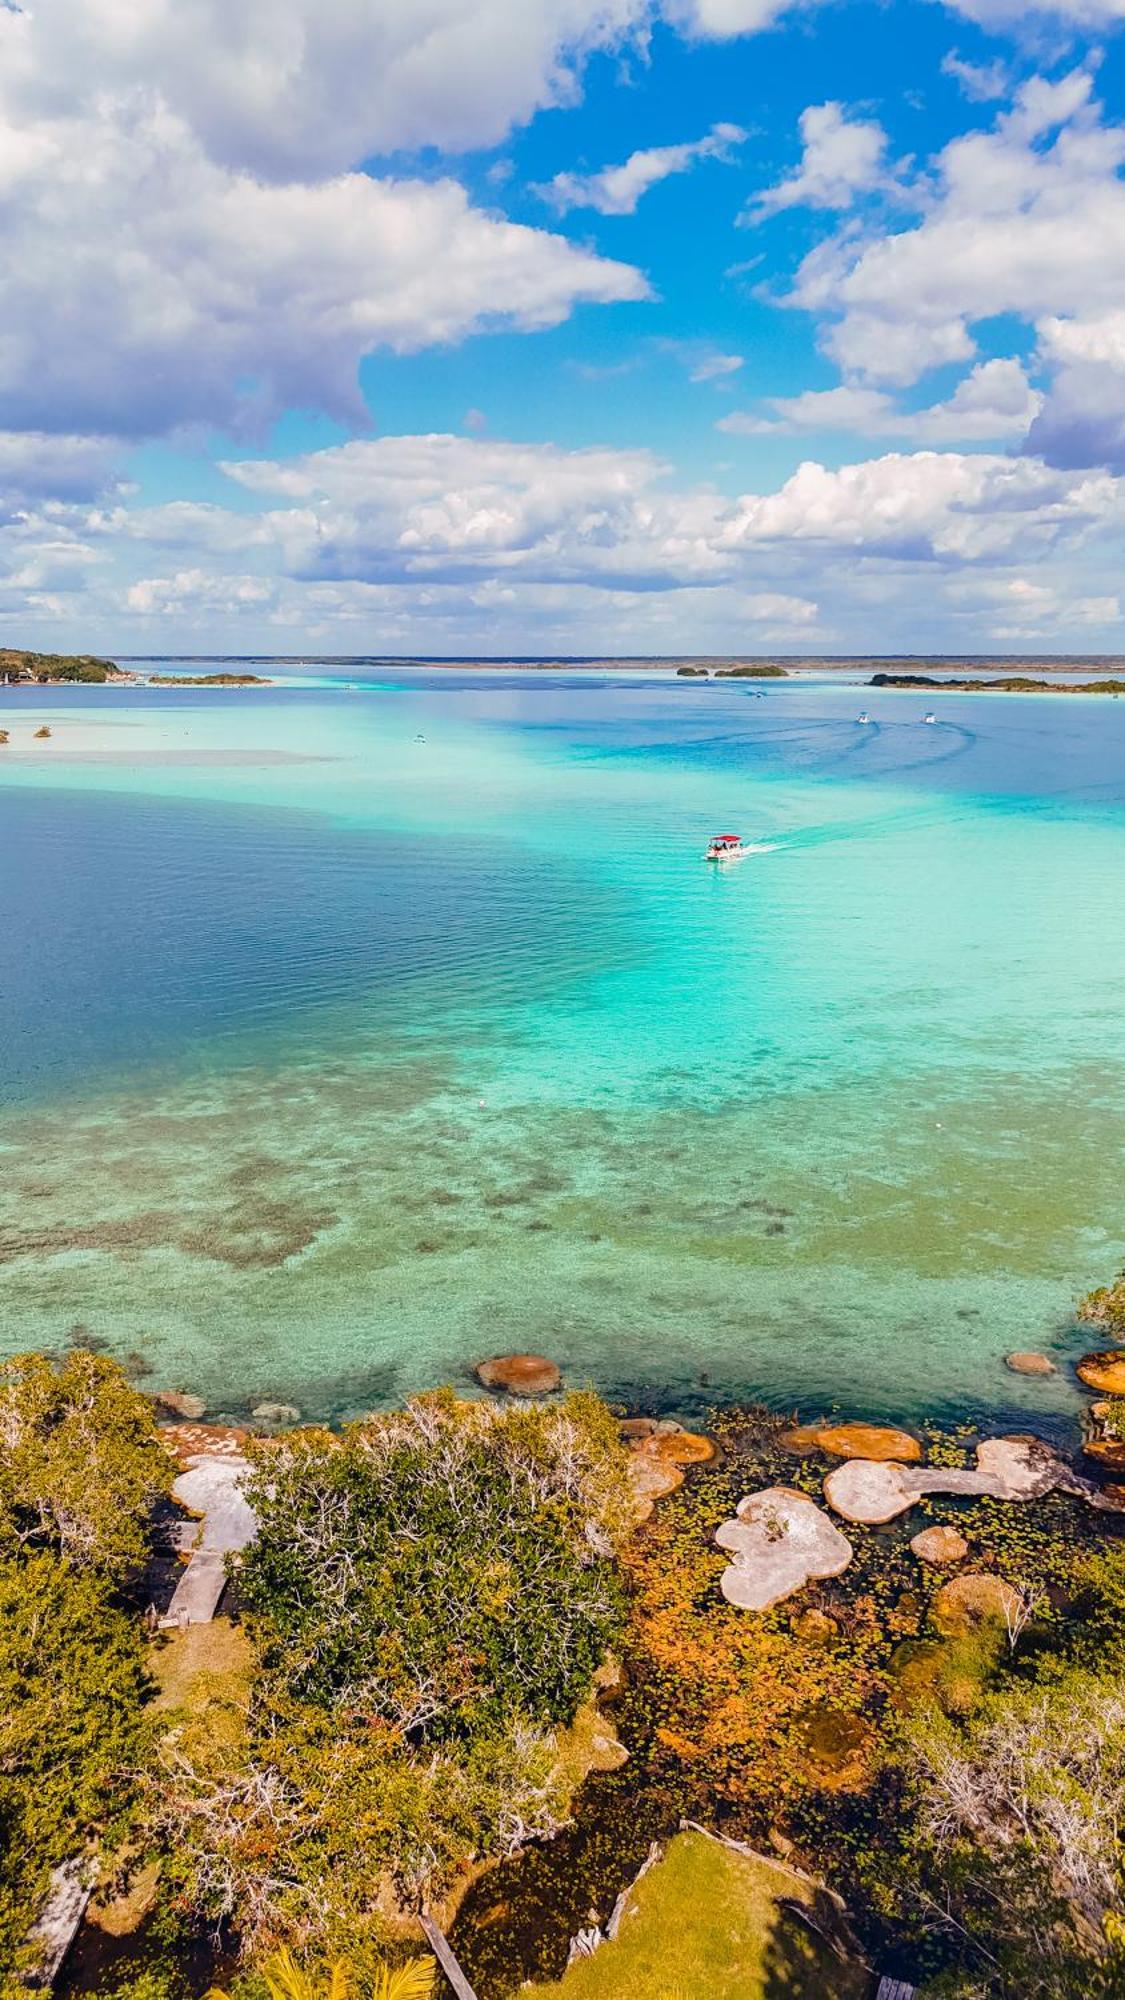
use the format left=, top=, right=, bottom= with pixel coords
left=238, top=1390, right=629, bottom=1735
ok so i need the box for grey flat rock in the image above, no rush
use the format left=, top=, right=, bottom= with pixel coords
left=716, top=1487, right=852, bottom=1610
left=825, top=1434, right=1122, bottom=1526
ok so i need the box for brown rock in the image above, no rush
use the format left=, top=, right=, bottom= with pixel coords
left=159, top=1421, right=251, bottom=1468
left=910, top=1525, right=969, bottom=1566
left=792, top=1607, right=838, bottom=1642
left=154, top=1389, right=207, bottom=1421
left=1076, top=1350, right=1125, bottom=1396
left=1083, top=1436, right=1125, bottom=1474
left=475, top=1353, right=561, bottom=1396
left=626, top=1451, right=684, bottom=1521
left=781, top=1420, right=922, bottom=1463
left=619, top=1417, right=657, bottom=1439
left=638, top=1429, right=716, bottom=1466
left=1004, top=1351, right=1057, bottom=1377
left=931, top=1572, right=1022, bottom=1636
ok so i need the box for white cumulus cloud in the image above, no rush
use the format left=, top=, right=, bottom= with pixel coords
left=538, top=121, right=747, bottom=214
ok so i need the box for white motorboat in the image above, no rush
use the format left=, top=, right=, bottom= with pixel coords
left=705, top=833, right=746, bottom=862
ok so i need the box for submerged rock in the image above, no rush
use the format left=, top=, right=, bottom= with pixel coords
left=627, top=1450, right=684, bottom=1521
left=154, top=1388, right=207, bottom=1421
left=1004, top=1351, right=1057, bottom=1376
left=640, top=1429, right=716, bottom=1466
left=715, top=1486, right=852, bottom=1611
left=782, top=1420, right=922, bottom=1462
left=475, top=1352, right=561, bottom=1396
left=251, top=1400, right=301, bottom=1426
left=910, top=1525, right=969, bottom=1566
left=931, top=1573, right=1022, bottom=1636
left=1077, top=1349, right=1125, bottom=1396
left=250, top=1400, right=300, bottom=1432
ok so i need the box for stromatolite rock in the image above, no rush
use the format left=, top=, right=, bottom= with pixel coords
left=781, top=1420, right=922, bottom=1463
left=627, top=1451, right=684, bottom=1521
left=1004, top=1351, right=1057, bottom=1376
left=154, top=1389, right=207, bottom=1421
left=825, top=1433, right=1121, bottom=1524
left=910, top=1525, right=969, bottom=1566
left=251, top=1401, right=301, bottom=1426
left=1077, top=1350, right=1125, bottom=1396
left=931, top=1573, right=1022, bottom=1636
left=475, top=1353, right=561, bottom=1396
left=715, top=1487, right=852, bottom=1611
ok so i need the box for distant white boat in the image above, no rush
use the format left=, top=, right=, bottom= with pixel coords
left=857, top=711, right=871, bottom=724
left=923, top=712, right=937, bottom=724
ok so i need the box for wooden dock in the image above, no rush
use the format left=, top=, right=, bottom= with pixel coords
left=419, top=1913, right=478, bottom=2000
left=159, top=1453, right=256, bottom=1628
left=876, top=1979, right=918, bottom=2000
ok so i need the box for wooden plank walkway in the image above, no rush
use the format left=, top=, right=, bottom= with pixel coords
left=25, top=1858, right=96, bottom=1987
left=159, top=1454, right=256, bottom=1629
left=419, top=1913, right=479, bottom=2000
left=876, top=1979, right=918, bottom=2000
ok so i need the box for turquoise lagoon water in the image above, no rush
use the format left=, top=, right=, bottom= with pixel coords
left=1, top=666, right=1123, bottom=1432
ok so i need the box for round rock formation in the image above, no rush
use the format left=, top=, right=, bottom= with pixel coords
left=931, top=1572, right=1022, bottom=1636
left=910, top=1525, right=969, bottom=1566
left=1076, top=1350, right=1125, bottom=1396
left=782, top=1420, right=922, bottom=1463
left=475, top=1353, right=561, bottom=1396
left=715, top=1487, right=852, bottom=1611
left=1004, top=1351, right=1056, bottom=1377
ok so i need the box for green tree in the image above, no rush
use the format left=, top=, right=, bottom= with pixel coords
left=238, top=1390, right=629, bottom=1734
left=156, top=1391, right=630, bottom=1962
left=0, top=1349, right=170, bottom=1582
left=0, top=1551, right=153, bottom=1989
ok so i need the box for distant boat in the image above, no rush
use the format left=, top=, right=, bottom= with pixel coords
left=923, top=712, right=937, bottom=724
left=705, top=833, right=746, bottom=862
left=857, top=711, right=871, bottom=724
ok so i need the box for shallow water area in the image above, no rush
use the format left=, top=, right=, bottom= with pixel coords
left=2, top=663, right=1123, bottom=1428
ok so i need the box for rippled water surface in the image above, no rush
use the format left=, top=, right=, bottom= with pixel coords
left=2, top=666, right=1123, bottom=1427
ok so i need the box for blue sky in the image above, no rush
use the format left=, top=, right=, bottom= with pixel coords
left=2, top=0, right=1125, bottom=654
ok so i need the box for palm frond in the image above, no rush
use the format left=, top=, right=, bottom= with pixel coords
left=373, top=1958, right=436, bottom=2000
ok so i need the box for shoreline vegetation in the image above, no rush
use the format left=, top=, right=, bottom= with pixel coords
left=0, top=650, right=270, bottom=687
left=7, top=647, right=1125, bottom=686
left=5, top=1269, right=1125, bottom=2000
left=868, top=672, right=1125, bottom=694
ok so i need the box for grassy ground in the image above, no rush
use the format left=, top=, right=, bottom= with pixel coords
left=522, top=1831, right=870, bottom=2000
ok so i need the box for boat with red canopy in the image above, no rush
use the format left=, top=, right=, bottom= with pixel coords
left=705, top=832, right=745, bottom=862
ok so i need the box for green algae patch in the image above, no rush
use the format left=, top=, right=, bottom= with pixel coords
left=523, top=1831, right=866, bottom=1999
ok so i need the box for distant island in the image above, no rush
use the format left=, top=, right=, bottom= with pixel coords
left=870, top=672, right=1125, bottom=693
left=146, top=671, right=271, bottom=686
left=0, top=647, right=131, bottom=684
left=0, top=649, right=270, bottom=687
left=677, top=662, right=788, bottom=678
